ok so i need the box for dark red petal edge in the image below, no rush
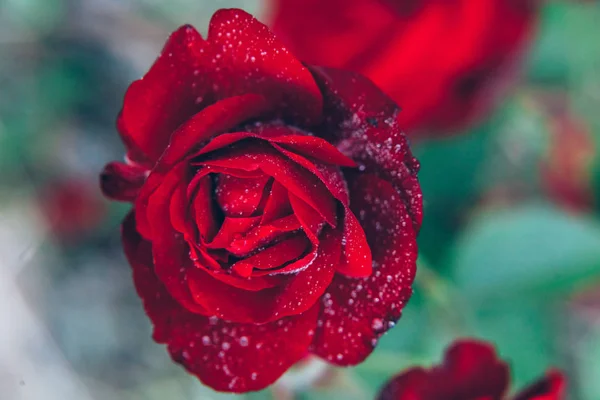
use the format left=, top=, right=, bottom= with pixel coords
left=309, top=66, right=423, bottom=232
left=431, top=339, right=510, bottom=399
left=310, top=174, right=416, bottom=364
left=513, top=369, right=566, bottom=400
left=206, top=8, right=324, bottom=125
left=376, top=368, right=429, bottom=400
left=119, top=25, right=206, bottom=163
left=100, top=161, right=147, bottom=202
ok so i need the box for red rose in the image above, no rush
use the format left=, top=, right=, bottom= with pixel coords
left=100, top=9, right=421, bottom=393
left=377, top=340, right=566, bottom=400
left=270, top=0, right=539, bottom=136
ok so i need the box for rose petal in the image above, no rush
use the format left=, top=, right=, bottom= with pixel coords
left=100, top=161, right=147, bottom=202
left=273, top=144, right=349, bottom=205
left=310, top=66, right=423, bottom=231
left=189, top=245, right=222, bottom=271
left=117, top=112, right=153, bottom=167
left=190, top=126, right=299, bottom=158
left=270, top=226, right=340, bottom=318
left=310, top=174, right=416, bottom=364
left=201, top=143, right=337, bottom=227
left=167, top=305, right=319, bottom=393
left=134, top=166, right=182, bottom=241
left=228, top=214, right=301, bottom=256
left=273, top=135, right=356, bottom=167
left=206, top=216, right=261, bottom=249
left=206, top=9, right=323, bottom=125
left=134, top=130, right=268, bottom=244
left=192, top=131, right=355, bottom=168
left=123, top=212, right=319, bottom=393
left=187, top=267, right=278, bottom=323
left=189, top=174, right=220, bottom=242
left=261, top=181, right=292, bottom=224
left=254, top=246, right=318, bottom=277
left=215, top=174, right=271, bottom=217
left=202, top=268, right=284, bottom=292
left=429, top=340, right=510, bottom=399
left=187, top=226, right=340, bottom=324
left=189, top=239, right=286, bottom=291
left=337, top=208, right=372, bottom=278
left=194, top=133, right=351, bottom=214
left=275, top=147, right=369, bottom=276
left=119, top=25, right=207, bottom=162
left=194, top=132, right=258, bottom=156
left=231, top=234, right=310, bottom=277
left=376, top=368, right=429, bottom=400
left=186, top=165, right=267, bottom=242
left=144, top=164, right=208, bottom=315
left=169, top=175, right=194, bottom=239
left=288, top=193, right=325, bottom=244
left=514, top=369, right=566, bottom=400
left=157, top=94, right=269, bottom=170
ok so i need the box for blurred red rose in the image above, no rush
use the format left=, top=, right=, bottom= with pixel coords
left=100, top=9, right=421, bottom=393
left=40, top=178, right=106, bottom=243
left=377, top=339, right=566, bottom=400
left=269, top=0, right=539, bottom=136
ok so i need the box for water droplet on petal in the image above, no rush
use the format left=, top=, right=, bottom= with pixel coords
left=372, top=318, right=384, bottom=330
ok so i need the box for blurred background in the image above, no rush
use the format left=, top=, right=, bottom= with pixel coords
left=1, top=0, right=600, bottom=399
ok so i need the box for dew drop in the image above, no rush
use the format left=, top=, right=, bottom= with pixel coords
left=372, top=318, right=384, bottom=330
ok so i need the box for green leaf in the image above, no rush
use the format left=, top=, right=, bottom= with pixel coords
left=451, top=204, right=600, bottom=296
